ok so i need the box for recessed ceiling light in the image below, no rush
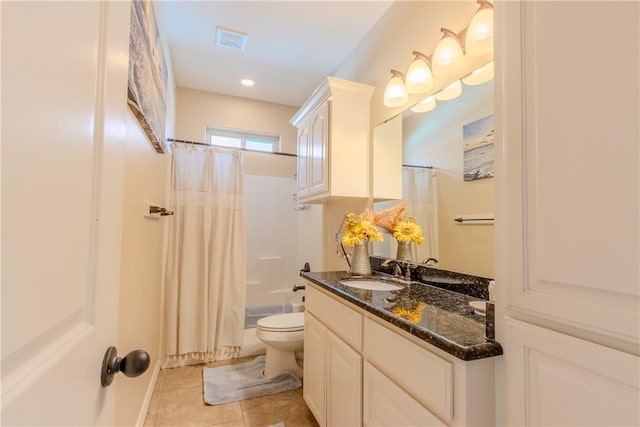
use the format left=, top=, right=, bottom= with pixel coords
left=241, top=79, right=255, bottom=87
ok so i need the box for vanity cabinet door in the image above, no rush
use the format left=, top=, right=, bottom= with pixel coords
left=327, top=330, right=362, bottom=427
left=304, top=312, right=327, bottom=427
left=363, top=362, right=445, bottom=427
left=304, top=311, right=363, bottom=427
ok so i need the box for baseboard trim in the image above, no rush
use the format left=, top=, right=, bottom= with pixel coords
left=136, top=359, right=161, bottom=427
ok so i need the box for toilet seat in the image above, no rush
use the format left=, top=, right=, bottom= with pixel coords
left=257, top=312, right=304, bottom=332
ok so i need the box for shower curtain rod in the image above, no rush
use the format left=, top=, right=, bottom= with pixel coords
left=168, top=138, right=297, bottom=158
left=403, top=164, right=434, bottom=169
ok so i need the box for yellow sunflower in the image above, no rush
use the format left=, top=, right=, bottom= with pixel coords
left=341, top=214, right=384, bottom=247
left=392, top=218, right=424, bottom=244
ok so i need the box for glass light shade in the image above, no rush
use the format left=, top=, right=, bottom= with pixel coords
left=431, top=29, right=464, bottom=78
left=465, top=2, right=494, bottom=56
left=410, top=96, right=436, bottom=113
left=462, top=61, right=494, bottom=85
left=383, top=70, right=409, bottom=108
left=434, top=80, right=462, bottom=101
left=405, top=53, right=434, bottom=94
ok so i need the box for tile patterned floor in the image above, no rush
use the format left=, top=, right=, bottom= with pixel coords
left=144, top=357, right=319, bottom=427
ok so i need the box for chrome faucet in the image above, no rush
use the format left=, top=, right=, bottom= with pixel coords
left=382, top=259, right=402, bottom=276
left=382, top=259, right=412, bottom=280
left=422, top=257, right=439, bottom=266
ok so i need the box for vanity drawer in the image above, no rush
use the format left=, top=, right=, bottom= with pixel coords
left=364, top=317, right=453, bottom=422
left=306, top=285, right=362, bottom=351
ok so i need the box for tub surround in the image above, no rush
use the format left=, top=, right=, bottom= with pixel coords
left=301, top=264, right=502, bottom=361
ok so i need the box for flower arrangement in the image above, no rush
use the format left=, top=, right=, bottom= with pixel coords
left=374, top=203, right=425, bottom=244
left=341, top=213, right=384, bottom=247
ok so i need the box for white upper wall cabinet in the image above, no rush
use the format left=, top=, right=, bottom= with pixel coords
left=291, top=77, right=374, bottom=203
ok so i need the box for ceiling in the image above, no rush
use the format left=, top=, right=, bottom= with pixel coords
left=157, top=1, right=394, bottom=108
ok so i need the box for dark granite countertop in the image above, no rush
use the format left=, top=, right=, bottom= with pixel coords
left=301, top=270, right=503, bottom=361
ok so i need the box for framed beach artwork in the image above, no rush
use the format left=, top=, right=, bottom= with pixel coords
left=463, top=114, right=494, bottom=181
left=128, top=0, right=168, bottom=153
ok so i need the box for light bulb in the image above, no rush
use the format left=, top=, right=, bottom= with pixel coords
left=462, top=61, right=494, bottom=85
left=433, top=80, right=462, bottom=101
left=405, top=51, right=434, bottom=94
left=431, top=28, right=464, bottom=78
left=410, top=96, right=436, bottom=113
left=383, top=70, right=409, bottom=108
left=465, top=1, right=494, bottom=56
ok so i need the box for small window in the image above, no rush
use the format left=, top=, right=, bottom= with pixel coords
left=205, top=127, right=280, bottom=152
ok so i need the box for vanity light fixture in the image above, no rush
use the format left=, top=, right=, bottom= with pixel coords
left=405, top=51, right=434, bottom=94
left=431, top=28, right=465, bottom=78
left=465, top=0, right=494, bottom=56
left=383, top=69, right=409, bottom=108
left=410, top=96, right=436, bottom=113
left=241, top=79, right=255, bottom=87
left=462, top=61, right=494, bottom=85
left=433, top=80, right=462, bottom=101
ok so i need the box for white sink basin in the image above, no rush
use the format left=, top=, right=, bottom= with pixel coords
left=339, top=279, right=403, bottom=291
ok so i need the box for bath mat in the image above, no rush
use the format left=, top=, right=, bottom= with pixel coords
left=268, top=423, right=285, bottom=427
left=203, top=355, right=301, bottom=405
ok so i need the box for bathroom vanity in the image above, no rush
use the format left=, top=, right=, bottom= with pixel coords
left=301, top=263, right=502, bottom=427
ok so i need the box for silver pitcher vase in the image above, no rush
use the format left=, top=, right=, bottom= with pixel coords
left=396, top=240, right=414, bottom=262
left=349, top=239, right=371, bottom=276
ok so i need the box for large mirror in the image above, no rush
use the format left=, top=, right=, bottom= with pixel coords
left=373, top=79, right=494, bottom=278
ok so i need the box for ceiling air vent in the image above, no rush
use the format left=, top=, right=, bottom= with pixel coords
left=216, top=26, right=248, bottom=52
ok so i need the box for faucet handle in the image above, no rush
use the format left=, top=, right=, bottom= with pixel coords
left=403, top=263, right=414, bottom=280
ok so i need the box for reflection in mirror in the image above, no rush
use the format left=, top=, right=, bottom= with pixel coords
left=373, top=80, right=494, bottom=278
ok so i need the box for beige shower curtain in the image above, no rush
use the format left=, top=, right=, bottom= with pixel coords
left=403, top=167, right=439, bottom=263
left=164, top=143, right=246, bottom=367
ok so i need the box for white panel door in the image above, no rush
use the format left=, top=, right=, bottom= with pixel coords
left=505, top=318, right=639, bottom=426
left=2, top=1, right=129, bottom=424
left=496, top=1, right=640, bottom=425
left=498, top=0, right=639, bottom=344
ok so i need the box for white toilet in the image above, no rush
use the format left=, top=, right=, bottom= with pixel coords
left=256, top=311, right=304, bottom=379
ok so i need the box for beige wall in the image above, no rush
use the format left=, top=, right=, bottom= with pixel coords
left=175, top=87, right=299, bottom=154
left=175, top=87, right=299, bottom=177
left=115, top=1, right=175, bottom=424
left=115, top=118, right=169, bottom=425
